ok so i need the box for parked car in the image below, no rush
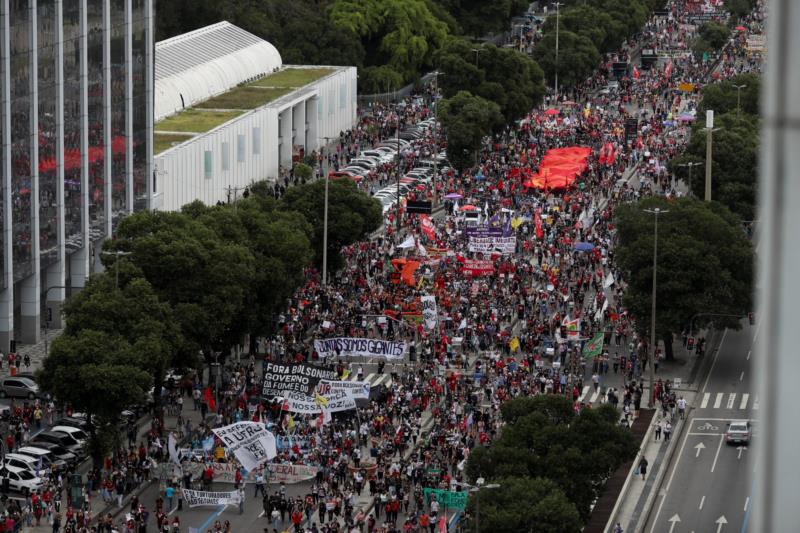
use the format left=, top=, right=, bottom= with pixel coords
left=2, top=453, right=43, bottom=475
left=51, top=425, right=89, bottom=446
left=726, top=421, right=751, bottom=444
left=0, top=377, right=39, bottom=399
left=0, top=465, right=43, bottom=495
left=32, top=431, right=83, bottom=456
left=16, top=445, right=69, bottom=470
left=56, top=416, right=91, bottom=431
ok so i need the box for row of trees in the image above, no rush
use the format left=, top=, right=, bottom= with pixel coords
left=38, top=179, right=381, bottom=463
left=669, top=73, right=761, bottom=221
left=462, top=396, right=638, bottom=531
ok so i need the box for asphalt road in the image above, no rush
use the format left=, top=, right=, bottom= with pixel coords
left=646, top=321, right=758, bottom=533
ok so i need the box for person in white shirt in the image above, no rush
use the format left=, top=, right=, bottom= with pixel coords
left=677, top=396, right=686, bottom=419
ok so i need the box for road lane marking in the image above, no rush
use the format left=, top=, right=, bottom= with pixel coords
left=752, top=396, right=759, bottom=410
left=590, top=390, right=600, bottom=403
left=259, top=510, right=265, bottom=517
left=650, top=417, right=696, bottom=533
left=699, top=495, right=706, bottom=510
left=711, top=435, right=724, bottom=473
left=740, top=371, right=745, bottom=382
left=703, top=329, right=728, bottom=393
left=744, top=497, right=749, bottom=512
left=746, top=350, right=751, bottom=360
left=701, top=392, right=710, bottom=408
left=740, top=394, right=749, bottom=410
left=579, top=386, right=590, bottom=401
left=727, top=393, right=736, bottom=409
left=714, top=393, right=724, bottom=409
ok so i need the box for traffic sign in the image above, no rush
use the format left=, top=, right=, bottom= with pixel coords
left=423, top=488, right=469, bottom=510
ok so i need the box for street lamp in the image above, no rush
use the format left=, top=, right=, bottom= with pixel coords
left=321, top=136, right=336, bottom=286
left=732, top=84, right=747, bottom=119
left=432, top=71, right=443, bottom=207
left=702, top=110, right=722, bottom=202
left=554, top=2, right=564, bottom=102
left=100, top=250, right=132, bottom=289
left=456, top=478, right=501, bottom=533
left=678, top=161, right=702, bottom=193
left=470, top=48, right=485, bottom=69
left=643, top=208, right=668, bottom=408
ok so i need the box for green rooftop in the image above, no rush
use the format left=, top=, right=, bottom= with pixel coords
left=155, top=109, right=244, bottom=134
left=194, top=86, right=294, bottom=111
left=155, top=133, right=194, bottom=154
left=250, top=67, right=334, bottom=89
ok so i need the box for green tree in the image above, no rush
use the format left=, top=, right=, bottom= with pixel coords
left=110, top=211, right=256, bottom=362
left=533, top=30, right=601, bottom=89
left=542, top=4, right=626, bottom=53
left=434, top=0, right=527, bottom=37
left=462, top=477, right=581, bottom=533
left=280, top=179, right=382, bottom=274
left=615, top=197, right=754, bottom=359
left=697, top=74, right=761, bottom=117
left=466, top=396, right=637, bottom=522
left=359, top=65, right=406, bottom=95
left=438, top=90, right=504, bottom=170
left=37, top=329, right=152, bottom=465
left=699, top=21, right=731, bottom=50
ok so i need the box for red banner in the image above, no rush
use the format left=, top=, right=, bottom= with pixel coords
left=420, top=215, right=435, bottom=240
left=461, top=259, right=495, bottom=276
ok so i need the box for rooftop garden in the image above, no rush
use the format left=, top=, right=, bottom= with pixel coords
left=154, top=109, right=243, bottom=134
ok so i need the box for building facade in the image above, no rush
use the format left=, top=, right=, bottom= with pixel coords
left=0, top=0, right=154, bottom=349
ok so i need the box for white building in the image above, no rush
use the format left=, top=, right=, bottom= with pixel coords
left=153, top=22, right=358, bottom=211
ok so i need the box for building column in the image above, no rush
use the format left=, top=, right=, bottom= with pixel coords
left=123, top=0, right=132, bottom=213
left=306, top=97, right=319, bottom=152
left=294, top=102, right=306, bottom=156
left=20, top=0, right=41, bottom=345
left=0, top=0, right=13, bottom=352
left=46, top=0, right=66, bottom=330
left=101, top=0, right=111, bottom=240
left=144, top=0, right=153, bottom=210
left=70, top=0, right=90, bottom=288
left=279, top=108, right=292, bottom=170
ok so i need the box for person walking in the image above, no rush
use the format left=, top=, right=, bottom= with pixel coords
left=638, top=457, right=648, bottom=480
left=677, top=396, right=686, bottom=419
left=254, top=471, right=265, bottom=498
left=654, top=420, right=662, bottom=441
left=664, top=421, right=673, bottom=442
left=165, top=484, right=175, bottom=512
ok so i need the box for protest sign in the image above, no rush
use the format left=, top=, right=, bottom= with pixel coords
left=261, top=362, right=338, bottom=397
left=317, top=380, right=370, bottom=399
left=421, top=295, right=438, bottom=331
left=461, top=259, right=495, bottom=276
left=183, top=461, right=318, bottom=485
left=314, top=338, right=407, bottom=359
left=285, top=390, right=357, bottom=414
left=212, top=422, right=277, bottom=471
left=182, top=489, right=241, bottom=507
left=468, top=235, right=516, bottom=254
left=268, top=464, right=318, bottom=484
left=423, top=488, right=469, bottom=510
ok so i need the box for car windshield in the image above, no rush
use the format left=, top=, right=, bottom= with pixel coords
left=730, top=424, right=748, bottom=431
left=17, top=470, right=34, bottom=480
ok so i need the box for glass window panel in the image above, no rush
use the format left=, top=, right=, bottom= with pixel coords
left=87, top=0, right=106, bottom=242
left=203, top=150, right=212, bottom=179
left=221, top=142, right=229, bottom=171
left=63, top=0, right=83, bottom=255
left=252, top=127, right=260, bottom=155
left=236, top=134, right=245, bottom=162
left=37, top=0, right=58, bottom=270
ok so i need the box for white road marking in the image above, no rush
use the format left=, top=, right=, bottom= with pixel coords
left=579, top=386, right=590, bottom=402
left=701, top=392, right=710, bottom=409
left=699, top=495, right=706, bottom=510
left=747, top=350, right=751, bottom=360
left=727, top=393, right=736, bottom=409
left=711, top=435, right=724, bottom=473
left=590, top=390, right=600, bottom=403
left=258, top=511, right=265, bottom=518
left=739, top=393, right=749, bottom=410
left=744, top=497, right=750, bottom=512
left=714, top=393, right=723, bottom=409
left=754, top=317, right=763, bottom=341
left=740, top=371, right=745, bottom=382
left=703, top=329, right=729, bottom=393
left=650, top=418, right=695, bottom=533
left=695, top=442, right=706, bottom=457
left=753, top=396, right=759, bottom=410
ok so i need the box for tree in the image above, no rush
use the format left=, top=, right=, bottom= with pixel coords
left=697, top=74, right=761, bottom=117
left=461, top=477, right=582, bottom=533
left=438, top=91, right=504, bottom=170
left=110, top=211, right=256, bottom=363
left=280, top=179, right=382, bottom=274
left=433, top=0, right=527, bottom=37
left=465, top=396, right=637, bottom=522
left=542, top=4, right=626, bottom=53
left=533, top=30, right=601, bottom=89
left=359, top=65, right=406, bottom=95
left=699, top=21, right=731, bottom=50
left=37, top=329, right=152, bottom=465
left=615, top=197, right=754, bottom=359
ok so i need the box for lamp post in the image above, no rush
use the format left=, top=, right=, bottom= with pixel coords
left=643, top=208, right=668, bottom=408
left=678, top=161, right=702, bottom=193
left=554, top=2, right=564, bottom=102
left=100, top=250, right=132, bottom=289
left=456, top=478, right=501, bottom=533
left=703, top=110, right=722, bottom=202
left=395, top=111, right=402, bottom=235
left=321, top=136, right=336, bottom=285
left=470, top=48, right=484, bottom=69
left=732, top=84, right=747, bottom=119
left=431, top=71, right=444, bottom=207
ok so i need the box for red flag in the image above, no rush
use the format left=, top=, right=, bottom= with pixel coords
left=607, top=143, right=616, bottom=165
left=203, top=386, right=216, bottom=412
left=598, top=143, right=607, bottom=165
left=535, top=209, right=544, bottom=240
left=420, top=215, right=435, bottom=240
left=438, top=516, right=447, bottom=533
left=633, top=66, right=640, bottom=80
left=664, top=59, right=673, bottom=79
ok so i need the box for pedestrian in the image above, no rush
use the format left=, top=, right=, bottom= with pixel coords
left=613, top=523, right=623, bottom=533
left=654, top=421, right=662, bottom=441
left=165, top=484, right=175, bottom=512
left=664, top=421, right=672, bottom=442
left=254, top=471, right=265, bottom=498
left=238, top=486, right=246, bottom=514
left=677, top=396, right=686, bottom=419
left=638, top=457, right=648, bottom=480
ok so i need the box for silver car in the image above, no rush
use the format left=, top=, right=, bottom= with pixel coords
left=726, top=421, right=751, bottom=444
left=0, top=377, right=39, bottom=399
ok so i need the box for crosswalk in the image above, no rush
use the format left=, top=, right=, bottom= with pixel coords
left=698, top=392, right=758, bottom=411
left=578, top=385, right=605, bottom=404
left=342, top=371, right=393, bottom=388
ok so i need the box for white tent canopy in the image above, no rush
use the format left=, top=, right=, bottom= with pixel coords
left=155, top=21, right=282, bottom=121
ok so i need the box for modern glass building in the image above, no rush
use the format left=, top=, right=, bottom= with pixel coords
left=0, top=0, right=154, bottom=348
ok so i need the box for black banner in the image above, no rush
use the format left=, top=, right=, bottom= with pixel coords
left=406, top=201, right=432, bottom=214
left=261, top=362, right=338, bottom=397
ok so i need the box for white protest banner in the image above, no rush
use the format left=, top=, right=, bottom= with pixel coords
left=467, top=235, right=516, bottom=254
left=317, top=380, right=370, bottom=399
left=314, top=338, right=407, bottom=359
left=268, top=464, right=318, bottom=484
left=421, top=295, right=438, bottom=331
left=183, top=461, right=318, bottom=485
left=603, top=271, right=615, bottom=289
left=261, top=362, right=338, bottom=397
left=285, top=390, right=356, bottom=415
left=182, top=489, right=241, bottom=507
left=212, top=422, right=277, bottom=472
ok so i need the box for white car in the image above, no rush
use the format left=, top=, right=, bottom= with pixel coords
left=361, top=150, right=394, bottom=164
left=0, top=465, right=43, bottom=494
left=51, top=425, right=89, bottom=447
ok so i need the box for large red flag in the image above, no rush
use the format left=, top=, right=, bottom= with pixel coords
left=203, top=386, right=216, bottom=412
left=633, top=66, right=640, bottom=80
left=420, top=215, right=435, bottom=240
left=535, top=209, right=544, bottom=239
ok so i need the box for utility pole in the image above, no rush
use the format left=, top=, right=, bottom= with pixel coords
left=321, top=136, right=335, bottom=285
left=554, top=2, right=564, bottom=102
left=703, top=111, right=722, bottom=202
left=432, top=71, right=442, bottom=207
left=678, top=161, right=702, bottom=193
left=732, top=84, right=747, bottom=119
left=471, top=47, right=484, bottom=69
left=100, top=250, right=132, bottom=289
left=643, top=208, right=668, bottom=408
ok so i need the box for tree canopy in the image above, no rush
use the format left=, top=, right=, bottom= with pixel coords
left=614, top=197, right=754, bottom=358
left=438, top=90, right=504, bottom=170
left=465, top=395, right=637, bottom=523
left=432, top=0, right=527, bottom=37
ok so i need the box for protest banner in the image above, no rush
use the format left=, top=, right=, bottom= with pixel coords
left=313, top=338, right=407, bottom=359
left=461, top=259, right=495, bottom=276
left=261, top=362, right=338, bottom=397
left=422, top=488, right=469, bottom=510
left=421, top=295, right=438, bottom=331
left=285, top=390, right=357, bottom=414
left=465, top=226, right=504, bottom=237
left=317, top=379, right=370, bottom=399
left=182, top=489, right=241, bottom=507
left=212, top=422, right=277, bottom=471
left=468, top=235, right=516, bottom=254
left=267, top=464, right=318, bottom=484
left=183, top=461, right=318, bottom=485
